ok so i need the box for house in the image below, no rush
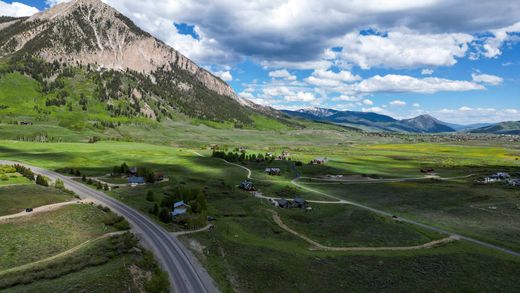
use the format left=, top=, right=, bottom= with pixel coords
left=172, top=201, right=190, bottom=217
left=293, top=197, right=308, bottom=209
left=507, top=179, right=520, bottom=187
left=275, top=198, right=290, bottom=208
left=276, top=151, right=291, bottom=160
left=481, top=172, right=511, bottom=183
left=18, top=121, right=33, bottom=126
left=310, top=157, right=328, bottom=165
left=420, top=168, right=435, bottom=173
left=128, top=176, right=145, bottom=186
left=265, top=168, right=281, bottom=176
left=239, top=180, right=256, bottom=191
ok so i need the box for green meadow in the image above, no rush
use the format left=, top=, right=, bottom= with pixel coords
left=0, top=139, right=518, bottom=291
left=0, top=184, right=73, bottom=216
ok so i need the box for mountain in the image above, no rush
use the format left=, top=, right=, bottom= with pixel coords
left=399, top=114, right=455, bottom=133
left=0, top=0, right=275, bottom=125
left=283, top=108, right=457, bottom=133
left=470, top=121, right=520, bottom=135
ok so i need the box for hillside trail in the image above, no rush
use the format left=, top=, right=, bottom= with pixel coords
left=0, top=231, right=127, bottom=276
left=0, top=200, right=90, bottom=222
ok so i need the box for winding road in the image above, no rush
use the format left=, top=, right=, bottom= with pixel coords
left=0, top=160, right=219, bottom=293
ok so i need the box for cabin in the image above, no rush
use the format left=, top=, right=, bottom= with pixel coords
left=239, top=180, right=256, bottom=191
left=420, top=168, right=435, bottom=173
left=293, top=197, right=308, bottom=209
left=172, top=201, right=190, bottom=217
left=128, top=176, right=145, bottom=186
left=17, top=121, right=33, bottom=126
left=265, top=168, right=281, bottom=176
left=310, top=157, right=328, bottom=165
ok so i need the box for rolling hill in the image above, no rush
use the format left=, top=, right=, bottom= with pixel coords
left=470, top=121, right=520, bottom=135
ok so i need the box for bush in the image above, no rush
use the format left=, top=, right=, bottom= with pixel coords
left=36, top=175, right=49, bottom=187
left=55, top=178, right=65, bottom=189
left=145, top=271, right=170, bottom=293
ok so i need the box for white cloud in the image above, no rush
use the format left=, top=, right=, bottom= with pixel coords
left=354, top=74, right=485, bottom=94
left=305, top=69, right=361, bottom=87
left=362, top=107, right=388, bottom=114
left=390, top=100, right=407, bottom=106
left=421, top=69, right=434, bottom=75
left=482, top=22, right=520, bottom=58
left=471, top=73, right=503, bottom=86
left=413, top=103, right=421, bottom=107
left=335, top=31, right=473, bottom=69
left=215, top=70, right=233, bottom=81
left=362, top=99, right=374, bottom=105
left=284, top=92, right=316, bottom=102
left=333, top=95, right=361, bottom=102
left=0, top=1, right=39, bottom=17
left=268, top=69, right=296, bottom=81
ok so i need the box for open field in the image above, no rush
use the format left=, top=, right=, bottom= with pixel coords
left=280, top=204, right=443, bottom=247
left=0, top=184, right=73, bottom=216
left=0, top=140, right=519, bottom=291
left=0, top=204, right=117, bottom=270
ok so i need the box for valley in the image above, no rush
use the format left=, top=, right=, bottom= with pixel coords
left=1, top=0, right=519, bottom=292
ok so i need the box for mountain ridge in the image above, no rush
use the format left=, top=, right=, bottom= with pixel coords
left=282, top=108, right=497, bottom=133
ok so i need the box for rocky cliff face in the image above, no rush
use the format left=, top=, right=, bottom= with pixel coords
left=0, top=0, right=241, bottom=103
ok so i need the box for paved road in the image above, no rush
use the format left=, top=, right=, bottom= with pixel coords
left=0, top=160, right=219, bottom=293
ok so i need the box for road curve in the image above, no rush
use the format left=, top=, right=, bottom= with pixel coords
left=0, top=160, right=219, bottom=293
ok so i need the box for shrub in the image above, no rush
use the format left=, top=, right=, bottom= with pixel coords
left=36, top=175, right=49, bottom=187
left=145, top=271, right=170, bottom=293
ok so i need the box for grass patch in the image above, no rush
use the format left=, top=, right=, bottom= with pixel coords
left=0, top=204, right=117, bottom=270
left=0, top=184, right=73, bottom=216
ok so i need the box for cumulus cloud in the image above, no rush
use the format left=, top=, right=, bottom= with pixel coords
left=362, top=99, right=374, bottom=106
left=482, top=22, right=520, bottom=58
left=269, top=69, right=296, bottom=81
left=354, top=74, right=485, bottom=94
left=40, top=0, right=517, bottom=69
left=421, top=69, right=434, bottom=75
left=215, top=70, right=233, bottom=81
left=335, top=31, right=473, bottom=69
left=305, top=69, right=361, bottom=87
left=284, top=92, right=316, bottom=102
left=471, top=73, right=503, bottom=86
left=390, top=100, right=407, bottom=106
left=0, top=1, right=39, bottom=17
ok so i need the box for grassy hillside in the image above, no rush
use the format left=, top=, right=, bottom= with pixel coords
left=0, top=184, right=72, bottom=216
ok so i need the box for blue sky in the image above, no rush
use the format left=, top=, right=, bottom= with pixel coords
left=1, top=0, right=520, bottom=124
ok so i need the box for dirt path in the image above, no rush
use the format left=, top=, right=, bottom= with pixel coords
left=269, top=210, right=456, bottom=252
left=171, top=224, right=214, bottom=236
left=0, top=200, right=90, bottom=222
left=0, top=231, right=127, bottom=276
